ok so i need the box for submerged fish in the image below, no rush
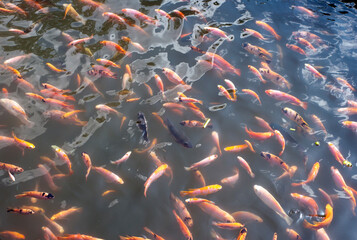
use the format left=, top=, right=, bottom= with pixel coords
left=137, top=112, right=148, bottom=143
left=164, top=118, right=193, bottom=148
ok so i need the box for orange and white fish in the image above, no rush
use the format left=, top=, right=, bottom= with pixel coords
left=205, top=52, right=241, bottom=76
left=121, top=37, right=145, bottom=52
left=220, top=167, right=239, bottom=187
left=242, top=28, right=266, bottom=40
left=162, top=68, right=185, bottom=85
left=336, top=77, right=355, bottom=92
left=218, top=85, right=235, bottom=101
left=175, top=96, right=203, bottom=105
left=95, top=104, right=121, bottom=118
left=144, top=164, right=172, bottom=197
left=38, top=164, right=60, bottom=192
left=248, top=65, right=266, bottom=83
left=305, top=64, right=326, bottom=79
left=286, top=44, right=306, bottom=55
left=111, top=151, right=132, bottom=165
left=286, top=229, right=302, bottom=240
left=185, top=154, right=218, bottom=171
left=185, top=198, right=215, bottom=204
left=155, top=9, right=172, bottom=20
left=342, top=121, right=357, bottom=132
left=0, top=98, right=34, bottom=126
left=57, top=234, right=103, bottom=240
left=96, top=58, right=121, bottom=68
left=68, top=35, right=93, bottom=47
left=50, top=207, right=82, bottom=221
left=143, top=227, right=165, bottom=240
left=303, top=204, right=333, bottom=229
left=237, top=156, right=255, bottom=178
left=265, top=89, right=307, bottom=109
left=122, top=8, right=157, bottom=25
left=259, top=68, right=292, bottom=89
left=254, top=185, right=292, bottom=225
left=193, top=170, right=206, bottom=187
left=231, top=211, right=263, bottom=224
left=81, top=152, right=92, bottom=181
left=12, top=132, right=35, bottom=150
left=63, top=4, right=86, bottom=24
left=256, top=21, right=281, bottom=40
left=245, top=126, right=274, bottom=140
left=237, top=228, right=248, bottom=240
left=242, top=89, right=261, bottom=105
left=290, top=193, right=319, bottom=215
left=100, top=41, right=126, bottom=54
left=204, top=27, right=231, bottom=41
left=292, top=5, right=318, bottom=18
left=260, top=152, right=290, bottom=173
left=102, top=12, right=126, bottom=24
left=327, top=142, right=345, bottom=166
left=273, top=130, right=285, bottom=156
left=170, top=193, right=193, bottom=227
left=255, top=116, right=274, bottom=132
left=212, top=131, right=222, bottom=156
left=224, top=142, right=255, bottom=153
left=295, top=37, right=316, bottom=51
left=51, top=145, right=73, bottom=175
left=5, top=3, right=27, bottom=16
left=197, top=201, right=235, bottom=223
left=93, top=166, right=124, bottom=184
left=15, top=191, right=54, bottom=200
left=0, top=231, right=25, bottom=240
left=46, top=63, right=67, bottom=73
left=291, top=162, right=320, bottom=187
left=180, top=184, right=222, bottom=197
left=42, top=226, right=57, bottom=240
left=212, top=221, right=244, bottom=230
left=282, top=107, right=312, bottom=133
left=172, top=210, right=193, bottom=240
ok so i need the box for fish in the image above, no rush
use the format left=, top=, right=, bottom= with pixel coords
left=259, top=68, right=292, bottom=89
left=282, top=107, right=312, bottom=133
left=242, top=89, right=261, bottom=105
left=315, top=228, right=330, bottom=240
left=12, top=131, right=35, bottom=150
left=164, top=118, right=193, bottom=148
left=218, top=85, right=235, bottom=101
left=265, top=89, right=307, bottom=110
left=305, top=63, right=326, bottom=79
left=0, top=98, right=34, bottom=127
left=224, top=79, right=237, bottom=101
left=111, top=151, right=132, bottom=165
left=15, top=191, right=54, bottom=200
left=212, top=221, right=244, bottom=230
left=63, top=4, right=86, bottom=24
left=237, top=156, right=255, bottom=178
left=185, top=198, right=215, bottom=204
left=237, top=228, right=248, bottom=240
left=81, top=152, right=92, bottom=181
left=68, top=35, right=93, bottom=47
left=260, top=152, right=290, bottom=173
left=274, top=130, right=285, bottom=156
left=204, top=27, right=231, bottom=41
left=327, top=142, right=345, bottom=165
left=220, top=167, right=239, bottom=187
left=0, top=231, right=25, bottom=240
left=253, top=185, right=292, bottom=225
left=95, top=104, right=121, bottom=117
left=292, top=5, right=318, bottom=18
left=248, top=65, right=267, bottom=83
left=196, top=201, right=235, bottom=223
left=96, top=59, right=121, bottom=68
left=92, top=166, right=124, bottom=184
left=286, top=44, right=306, bottom=55
left=180, top=184, right=222, bottom=197
left=336, top=77, right=355, bottom=92
left=303, top=204, right=333, bottom=229
left=102, top=12, right=126, bottom=24
left=255, top=116, right=274, bottom=132
left=290, top=193, right=319, bottom=215
left=172, top=210, right=193, bottom=240
left=100, top=40, right=126, bottom=54
left=137, top=112, right=149, bottom=143
left=7, top=208, right=35, bottom=215
left=170, top=193, right=193, bottom=227
left=155, top=9, right=172, bottom=20
left=231, top=211, right=263, bottom=224
left=242, top=28, right=266, bottom=40
left=57, top=234, right=103, bottom=240
left=0, top=162, right=24, bottom=175
left=51, top=145, right=73, bottom=175
left=291, top=162, right=320, bottom=186
left=204, top=52, right=241, bottom=76
left=46, top=63, right=67, bottom=73
left=121, top=8, right=157, bottom=25
left=184, top=154, right=218, bottom=171
left=42, top=226, right=57, bottom=240
left=38, top=164, right=60, bottom=192
left=256, top=21, right=281, bottom=40
left=245, top=126, right=274, bottom=140
left=180, top=120, right=212, bottom=128
left=242, top=42, right=272, bottom=62
left=122, top=37, right=145, bottom=52
left=143, top=227, right=165, bottom=240
left=286, top=229, right=302, bottom=240
left=162, top=68, right=185, bottom=85
left=342, top=121, right=357, bottom=132
left=295, top=37, right=316, bottom=51
left=50, top=207, right=82, bottom=221
left=192, top=169, right=206, bottom=187
left=144, top=164, right=172, bottom=197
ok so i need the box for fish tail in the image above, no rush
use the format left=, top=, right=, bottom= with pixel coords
left=85, top=167, right=91, bottom=181
left=302, top=219, right=313, bottom=229
left=198, top=100, right=203, bottom=105
left=234, top=68, right=241, bottom=76
left=250, top=173, right=255, bottom=178
left=6, top=208, right=14, bottom=212
left=291, top=182, right=303, bottom=187
left=282, top=213, right=293, bottom=226
left=276, top=34, right=282, bottom=41
left=184, top=167, right=192, bottom=171
left=301, top=102, right=308, bottom=110
left=15, top=193, right=26, bottom=199
left=179, top=191, right=191, bottom=197
left=69, top=169, right=74, bottom=176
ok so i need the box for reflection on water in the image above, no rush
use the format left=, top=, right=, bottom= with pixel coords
left=0, top=0, right=356, bottom=239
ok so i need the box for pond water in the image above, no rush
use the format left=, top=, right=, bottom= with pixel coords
left=0, top=0, right=356, bottom=239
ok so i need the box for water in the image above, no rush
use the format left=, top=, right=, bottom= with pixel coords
left=0, top=0, right=356, bottom=239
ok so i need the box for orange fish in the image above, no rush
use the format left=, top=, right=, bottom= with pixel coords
left=274, top=130, right=285, bottom=156
left=256, top=21, right=281, bottom=40
left=295, top=37, right=316, bottom=51
left=96, top=58, right=121, bottom=68
left=15, top=191, right=54, bottom=200
left=7, top=208, right=34, bottom=215
left=237, top=156, right=255, bottom=178
left=144, top=164, right=172, bottom=197
left=12, top=131, right=35, bottom=150
left=336, top=77, right=355, bottom=92
left=81, top=152, right=92, bottom=181
left=286, top=44, right=306, bottom=55
left=291, top=193, right=319, bottom=215
left=259, top=68, right=292, bottom=89
left=205, top=52, right=241, bottom=76
left=197, top=201, right=235, bottom=223
left=254, top=116, right=274, bottom=132
left=204, top=27, right=231, bottom=41
left=162, top=68, right=185, bottom=85
left=327, top=142, right=345, bottom=165
left=242, top=89, right=261, bottom=105
left=231, top=211, right=263, bottom=224
left=170, top=193, right=193, bottom=227
left=143, top=227, right=165, bottom=240
left=50, top=207, right=82, bottom=221
left=0, top=231, right=25, bottom=240
left=46, top=63, right=67, bottom=73
left=248, top=65, right=266, bottom=83
left=100, top=40, right=126, bottom=54
left=172, top=210, right=193, bottom=240
left=305, top=64, right=326, bottom=79
left=236, top=228, right=248, bottom=240
left=292, top=5, right=318, bottom=18
left=292, top=162, right=320, bottom=187
left=260, top=152, right=290, bottom=173
left=242, top=28, right=266, bottom=40
left=212, top=221, right=244, bottom=230
left=92, top=166, right=124, bottom=184
left=303, top=204, right=333, bottom=229
left=245, top=126, right=274, bottom=140
left=38, top=164, right=60, bottom=192
left=180, top=184, right=222, bottom=197
left=218, top=85, right=235, bottom=101
left=265, top=89, right=307, bottom=110
left=220, top=167, right=239, bottom=187
left=51, top=145, right=73, bottom=175
left=286, top=229, right=302, bottom=240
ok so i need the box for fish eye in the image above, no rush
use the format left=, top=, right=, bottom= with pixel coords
left=282, top=108, right=287, bottom=113
left=47, top=193, right=54, bottom=199
left=260, top=153, right=264, bottom=157
left=242, top=43, right=247, bottom=48
left=266, top=154, right=271, bottom=158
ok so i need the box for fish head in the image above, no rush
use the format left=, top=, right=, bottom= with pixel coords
left=16, top=168, right=24, bottom=173
left=253, top=185, right=261, bottom=195
left=282, top=108, right=288, bottom=114
left=242, top=42, right=248, bottom=48
left=46, top=193, right=55, bottom=199
left=183, top=141, right=193, bottom=148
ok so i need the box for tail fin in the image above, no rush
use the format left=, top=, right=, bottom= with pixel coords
left=179, top=191, right=190, bottom=197
left=15, top=194, right=26, bottom=199
left=301, top=102, right=308, bottom=110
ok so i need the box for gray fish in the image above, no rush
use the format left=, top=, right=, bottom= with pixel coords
left=165, top=118, right=192, bottom=148
left=137, top=112, right=148, bottom=143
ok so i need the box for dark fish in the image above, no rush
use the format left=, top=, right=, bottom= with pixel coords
left=137, top=112, right=148, bottom=143
left=165, top=118, right=193, bottom=148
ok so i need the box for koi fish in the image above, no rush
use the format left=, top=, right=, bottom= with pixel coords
left=303, top=204, right=333, bottom=229
left=170, top=193, right=193, bottom=227
left=212, top=221, right=244, bottom=230
left=218, top=85, right=235, bottom=101
left=231, top=211, right=263, bottom=224
left=0, top=231, right=25, bottom=240
left=38, top=164, right=60, bottom=192
left=336, top=77, right=355, bottom=92
left=242, top=89, right=261, bottom=105
left=185, top=198, right=215, bottom=204
left=100, top=40, right=126, bottom=54
left=237, top=228, right=248, bottom=240
left=46, top=63, right=67, bottom=73
left=259, top=68, right=292, bottom=89
left=286, top=44, right=306, bottom=55
left=342, top=121, right=357, bottom=132
left=93, top=166, right=124, bottom=184
left=242, top=28, right=266, bottom=40
left=81, top=152, right=92, bottom=181
left=290, top=193, right=319, bottom=215
left=237, top=156, right=255, bottom=178
left=260, top=152, right=290, bottom=173
left=144, top=164, right=172, bottom=197
left=51, top=145, right=73, bottom=175
left=121, top=37, right=145, bottom=52
left=292, top=162, right=320, bottom=186
left=15, top=191, right=54, bottom=200
left=165, top=118, right=193, bottom=148
left=282, top=107, right=312, bottom=133
left=248, top=65, right=266, bottom=83
left=196, top=201, right=235, bottom=223
left=180, top=184, right=222, bottom=197
left=253, top=185, right=292, bottom=225
left=256, top=21, right=281, bottom=40
left=95, top=104, right=121, bottom=117
left=255, top=116, right=274, bottom=132
left=42, top=226, right=57, bottom=240
left=286, top=229, right=302, bottom=240
left=57, top=234, right=103, bottom=240
left=63, top=4, right=86, bottom=24
left=265, top=89, right=307, bottom=110
left=185, top=154, right=218, bottom=171
left=292, top=5, right=318, bottom=18
left=193, top=169, right=206, bottom=187
left=0, top=98, right=34, bottom=127
left=50, top=207, right=82, bottom=221
left=295, top=37, right=316, bottom=51
left=245, top=126, right=274, bottom=140
left=102, top=12, right=126, bottom=24
left=162, top=68, right=185, bottom=85
left=205, top=52, right=241, bottom=76
left=220, top=167, right=239, bottom=187
left=155, top=9, right=172, bottom=20
left=68, top=35, right=93, bottom=47
left=204, top=27, right=231, bottom=41
left=180, top=120, right=212, bottom=128
left=327, top=142, right=346, bottom=166
left=137, top=112, right=149, bottom=143
left=7, top=208, right=35, bottom=215
left=122, top=8, right=157, bottom=25
left=96, top=59, right=121, bottom=68
left=143, top=227, right=165, bottom=240
left=12, top=131, right=35, bottom=150
left=111, top=151, right=132, bottom=165
left=172, top=210, right=193, bottom=240
left=242, top=42, right=272, bottom=62
left=274, top=130, right=285, bottom=156
left=305, top=63, right=326, bottom=79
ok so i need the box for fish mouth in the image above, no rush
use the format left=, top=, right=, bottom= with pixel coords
left=242, top=43, right=248, bottom=48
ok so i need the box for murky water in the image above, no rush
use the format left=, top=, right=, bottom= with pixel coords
left=0, top=0, right=356, bottom=239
